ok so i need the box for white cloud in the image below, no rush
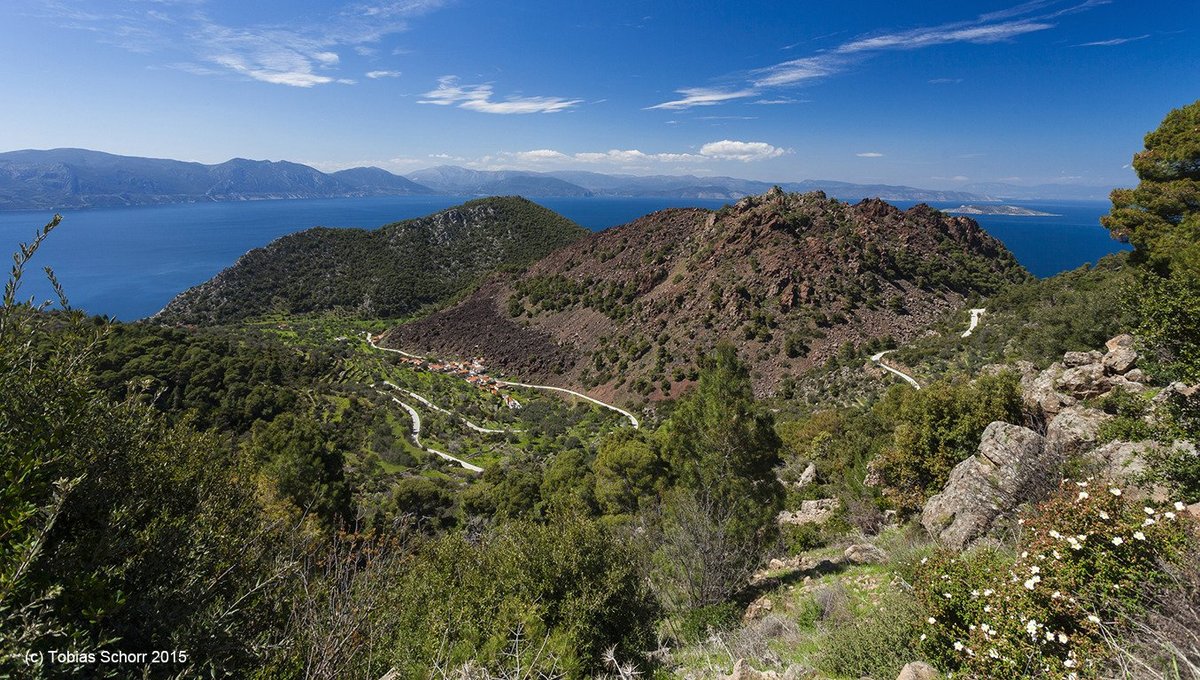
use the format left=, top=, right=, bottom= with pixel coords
left=40, top=0, right=450, bottom=87
left=646, top=87, right=757, bottom=110
left=513, top=149, right=572, bottom=162
left=419, top=76, right=581, bottom=114
left=1075, top=34, right=1150, bottom=47
left=366, top=70, right=403, bottom=78
left=856, top=152, right=884, bottom=158
left=653, top=1, right=1094, bottom=108
left=699, top=140, right=786, bottom=162
left=312, top=51, right=340, bottom=66
left=465, top=139, right=786, bottom=171
left=928, top=77, right=963, bottom=84
left=752, top=56, right=842, bottom=88
left=834, top=19, right=1053, bottom=54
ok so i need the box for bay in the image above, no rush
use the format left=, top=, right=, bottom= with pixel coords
left=0, top=195, right=1127, bottom=321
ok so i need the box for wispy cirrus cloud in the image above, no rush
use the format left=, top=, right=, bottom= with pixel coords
left=646, top=87, right=759, bottom=110
left=36, top=0, right=449, bottom=87
left=856, top=152, right=884, bottom=158
left=1075, top=34, right=1149, bottom=46
left=650, top=0, right=1101, bottom=109
left=366, top=70, right=403, bottom=78
left=419, top=76, right=581, bottom=114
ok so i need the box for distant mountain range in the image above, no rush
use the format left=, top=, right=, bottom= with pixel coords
left=0, top=148, right=1113, bottom=210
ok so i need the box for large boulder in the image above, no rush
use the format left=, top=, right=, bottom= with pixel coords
left=1057, top=363, right=1110, bottom=399
left=1024, top=362, right=1076, bottom=417
left=1045, top=405, right=1112, bottom=457
left=1080, top=440, right=1190, bottom=502
left=1106, top=333, right=1135, bottom=352
left=843, top=543, right=889, bottom=565
left=922, top=422, right=1058, bottom=550
left=897, top=661, right=940, bottom=680
left=1103, top=346, right=1138, bottom=374
left=1063, top=350, right=1101, bottom=368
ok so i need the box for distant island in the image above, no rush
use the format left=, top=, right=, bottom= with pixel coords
left=946, top=204, right=1059, bottom=216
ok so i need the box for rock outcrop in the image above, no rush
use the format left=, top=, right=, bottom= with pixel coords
left=1045, top=405, right=1112, bottom=458
left=1025, top=334, right=1148, bottom=415
left=926, top=334, right=1197, bottom=548
left=921, top=422, right=1058, bottom=549
left=777, top=499, right=839, bottom=526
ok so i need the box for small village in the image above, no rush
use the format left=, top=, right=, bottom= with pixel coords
left=392, top=353, right=522, bottom=410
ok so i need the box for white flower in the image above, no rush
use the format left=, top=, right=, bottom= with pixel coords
left=1030, top=565, right=1041, bottom=574
left=1045, top=631, right=1055, bottom=641
left=983, top=589, right=994, bottom=596
left=920, top=633, right=927, bottom=641
left=984, top=605, right=993, bottom=613
left=1144, top=507, right=1156, bottom=515
left=1078, top=491, right=1089, bottom=500
left=1050, top=530, right=1063, bottom=539
left=1053, top=550, right=1062, bottom=559
left=1112, top=536, right=1124, bottom=546
left=1134, top=531, right=1146, bottom=540
left=1099, top=511, right=1110, bottom=520
left=989, top=648, right=1000, bottom=659
left=954, top=641, right=965, bottom=651
left=921, top=557, right=928, bottom=564
left=1026, top=619, right=1039, bottom=638
left=1144, top=518, right=1156, bottom=526
left=1058, top=632, right=1069, bottom=643
left=981, top=623, right=991, bottom=633
left=928, top=617, right=937, bottom=624
left=1088, top=614, right=1101, bottom=624
left=1065, top=659, right=1077, bottom=668
left=1176, top=501, right=1187, bottom=511
left=1052, top=591, right=1062, bottom=599
left=944, top=592, right=953, bottom=599
left=1021, top=551, right=1029, bottom=558
left=1110, top=488, right=1122, bottom=496
left=1166, top=512, right=1176, bottom=520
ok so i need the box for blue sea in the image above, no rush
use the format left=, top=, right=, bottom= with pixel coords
left=0, top=196, right=1128, bottom=321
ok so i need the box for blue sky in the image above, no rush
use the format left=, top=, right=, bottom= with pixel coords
left=1, top=0, right=1196, bottom=189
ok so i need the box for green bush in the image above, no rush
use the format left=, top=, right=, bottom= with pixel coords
left=873, top=372, right=1023, bottom=512
left=910, top=482, right=1196, bottom=678
left=815, top=592, right=924, bottom=680
left=378, top=515, right=660, bottom=678
left=676, top=602, right=741, bottom=644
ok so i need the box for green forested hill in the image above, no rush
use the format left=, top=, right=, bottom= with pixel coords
left=154, top=196, right=587, bottom=324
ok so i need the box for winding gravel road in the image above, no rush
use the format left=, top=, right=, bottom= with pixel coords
left=870, top=350, right=921, bottom=390
left=372, top=386, right=483, bottom=473
left=382, top=381, right=516, bottom=434
left=962, top=308, right=986, bottom=338
left=366, top=332, right=639, bottom=428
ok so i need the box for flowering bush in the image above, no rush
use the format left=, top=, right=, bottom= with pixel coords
left=910, top=481, right=1196, bottom=678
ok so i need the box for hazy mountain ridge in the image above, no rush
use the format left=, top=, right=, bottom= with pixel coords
left=0, top=149, right=1116, bottom=210
left=0, top=148, right=435, bottom=210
